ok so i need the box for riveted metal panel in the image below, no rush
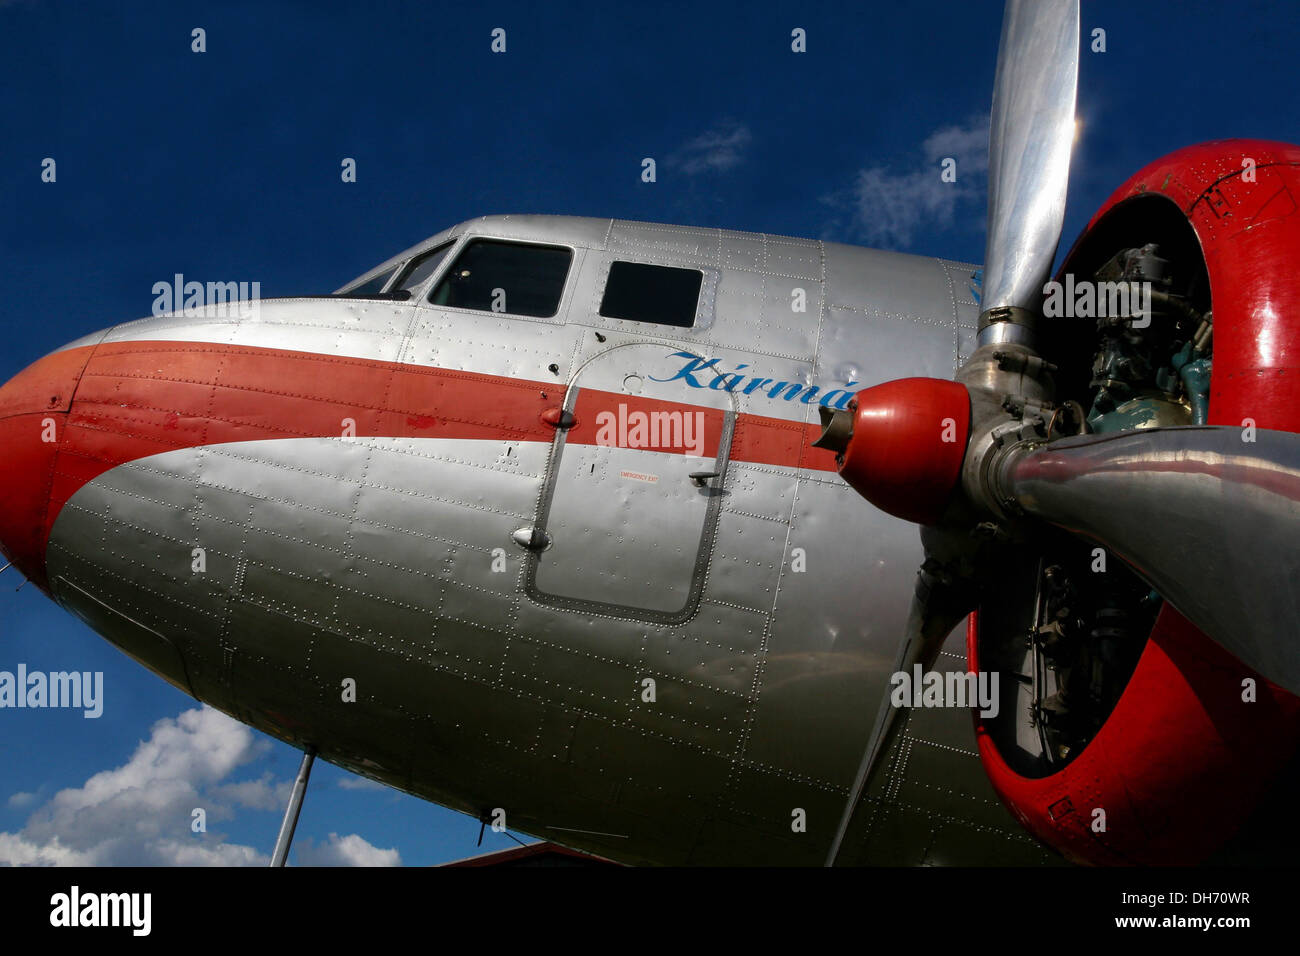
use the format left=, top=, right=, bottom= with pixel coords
left=743, top=475, right=919, bottom=785
left=606, top=220, right=722, bottom=265
left=824, top=241, right=957, bottom=321
left=401, top=308, right=584, bottom=378
left=709, top=268, right=823, bottom=363
left=818, top=304, right=963, bottom=388
left=101, top=298, right=414, bottom=365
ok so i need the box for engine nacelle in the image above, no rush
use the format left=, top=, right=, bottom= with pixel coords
left=971, top=139, right=1300, bottom=865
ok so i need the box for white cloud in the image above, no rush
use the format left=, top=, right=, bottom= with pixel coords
left=295, top=832, right=401, bottom=867
left=6, top=791, right=39, bottom=810
left=211, top=775, right=291, bottom=812
left=827, top=113, right=989, bottom=249
left=0, top=833, right=95, bottom=866
left=669, top=120, right=752, bottom=175
left=0, top=706, right=395, bottom=866
left=337, top=775, right=387, bottom=791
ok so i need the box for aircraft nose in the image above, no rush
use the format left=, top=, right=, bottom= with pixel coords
left=0, top=346, right=95, bottom=593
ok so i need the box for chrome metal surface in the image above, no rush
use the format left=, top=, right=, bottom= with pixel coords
left=999, top=426, right=1300, bottom=695
left=981, top=0, right=1080, bottom=317
left=975, top=312, right=1040, bottom=349
left=270, top=747, right=316, bottom=867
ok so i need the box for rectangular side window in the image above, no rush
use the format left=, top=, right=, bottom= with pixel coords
left=429, top=239, right=572, bottom=318
left=599, top=261, right=702, bottom=328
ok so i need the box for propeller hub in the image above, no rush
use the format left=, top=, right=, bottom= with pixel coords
left=817, top=378, right=972, bottom=525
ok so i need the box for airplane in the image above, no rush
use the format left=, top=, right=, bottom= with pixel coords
left=1, top=0, right=1297, bottom=867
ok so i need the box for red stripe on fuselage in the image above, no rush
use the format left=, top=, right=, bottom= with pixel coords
left=42, top=338, right=836, bottom=553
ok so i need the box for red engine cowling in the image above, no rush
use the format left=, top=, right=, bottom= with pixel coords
left=970, top=139, right=1300, bottom=865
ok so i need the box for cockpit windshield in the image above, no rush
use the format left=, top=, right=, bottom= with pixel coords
left=335, top=240, right=457, bottom=300
left=336, top=264, right=401, bottom=298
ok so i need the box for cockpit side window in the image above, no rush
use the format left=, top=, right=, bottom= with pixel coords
left=391, top=242, right=455, bottom=297
left=429, top=239, right=572, bottom=318
left=338, top=265, right=400, bottom=297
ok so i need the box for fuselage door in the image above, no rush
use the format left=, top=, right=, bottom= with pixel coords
left=526, top=343, right=734, bottom=623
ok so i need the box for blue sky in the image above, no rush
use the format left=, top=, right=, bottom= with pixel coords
left=0, top=0, right=1296, bottom=865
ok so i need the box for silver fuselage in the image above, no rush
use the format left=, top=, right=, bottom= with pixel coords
left=44, top=215, right=1053, bottom=865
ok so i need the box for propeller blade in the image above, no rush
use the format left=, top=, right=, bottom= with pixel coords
left=980, top=0, right=1080, bottom=332
left=996, top=426, right=1300, bottom=695
left=825, top=564, right=976, bottom=866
